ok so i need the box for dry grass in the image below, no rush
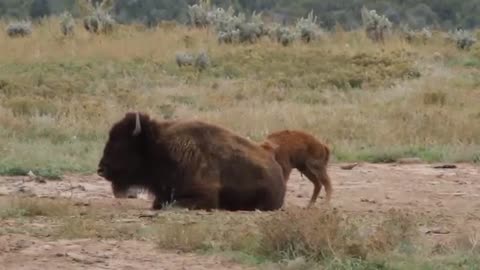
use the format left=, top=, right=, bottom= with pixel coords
left=0, top=17, right=479, bottom=175
left=1, top=197, right=479, bottom=269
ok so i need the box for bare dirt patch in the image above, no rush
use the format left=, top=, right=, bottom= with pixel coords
left=0, top=234, right=253, bottom=270
left=1, top=163, right=479, bottom=269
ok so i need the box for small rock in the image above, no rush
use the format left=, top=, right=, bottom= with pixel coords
left=16, top=186, right=35, bottom=196
left=341, top=163, right=359, bottom=170
left=139, top=212, right=157, bottom=218
left=425, top=228, right=450, bottom=235
left=35, top=178, right=46, bottom=184
left=66, top=185, right=86, bottom=192
left=433, top=164, right=457, bottom=169
left=66, top=253, right=96, bottom=264
left=360, top=198, right=377, bottom=204
left=117, top=219, right=137, bottom=223
left=396, top=157, right=422, bottom=164
left=27, top=170, right=36, bottom=178
left=74, top=202, right=90, bottom=207
left=13, top=240, right=34, bottom=251
left=38, top=195, right=56, bottom=199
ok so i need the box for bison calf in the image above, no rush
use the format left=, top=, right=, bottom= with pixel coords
left=97, top=112, right=286, bottom=211
left=260, top=130, right=332, bottom=207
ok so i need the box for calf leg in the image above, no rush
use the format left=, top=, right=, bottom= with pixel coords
left=301, top=167, right=322, bottom=207
left=304, top=159, right=332, bottom=206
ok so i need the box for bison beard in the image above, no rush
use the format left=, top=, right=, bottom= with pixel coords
left=97, top=112, right=286, bottom=211
left=259, top=130, right=332, bottom=207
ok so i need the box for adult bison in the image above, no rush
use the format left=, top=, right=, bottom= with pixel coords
left=97, top=112, right=286, bottom=211
left=260, top=130, right=332, bottom=207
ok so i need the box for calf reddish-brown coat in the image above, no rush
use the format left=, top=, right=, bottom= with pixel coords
left=97, top=112, right=286, bottom=211
left=260, top=130, right=332, bottom=206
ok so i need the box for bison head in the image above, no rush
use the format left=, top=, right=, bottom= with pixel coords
left=98, top=112, right=149, bottom=198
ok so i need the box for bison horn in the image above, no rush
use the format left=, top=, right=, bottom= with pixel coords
left=132, top=112, right=141, bottom=136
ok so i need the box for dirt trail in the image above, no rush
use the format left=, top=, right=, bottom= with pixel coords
left=1, top=163, right=479, bottom=269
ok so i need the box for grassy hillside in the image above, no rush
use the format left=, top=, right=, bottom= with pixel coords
left=0, top=19, right=479, bottom=178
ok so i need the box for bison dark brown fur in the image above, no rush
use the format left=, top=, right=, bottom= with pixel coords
left=260, top=130, right=332, bottom=207
left=97, top=112, right=286, bottom=211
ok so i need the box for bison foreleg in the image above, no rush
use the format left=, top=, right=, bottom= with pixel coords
left=172, top=190, right=219, bottom=211
left=151, top=186, right=175, bottom=210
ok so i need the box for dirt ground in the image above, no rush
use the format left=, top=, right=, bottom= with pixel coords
left=0, top=162, right=479, bottom=269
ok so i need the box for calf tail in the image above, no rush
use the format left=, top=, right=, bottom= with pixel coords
left=323, top=143, right=331, bottom=164
left=322, top=143, right=332, bottom=202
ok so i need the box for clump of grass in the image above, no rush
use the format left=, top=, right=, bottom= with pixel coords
left=155, top=222, right=216, bottom=252
left=257, top=207, right=419, bottom=262
left=401, top=25, right=432, bottom=44
left=367, top=209, right=419, bottom=253
left=0, top=166, right=62, bottom=180
left=258, top=208, right=366, bottom=261
left=6, top=20, right=32, bottom=38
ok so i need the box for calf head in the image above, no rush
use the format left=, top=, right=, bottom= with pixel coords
left=98, top=112, right=148, bottom=198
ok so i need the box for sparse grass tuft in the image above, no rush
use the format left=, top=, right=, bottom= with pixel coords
left=0, top=197, right=76, bottom=218
left=257, top=207, right=419, bottom=262
left=155, top=222, right=216, bottom=252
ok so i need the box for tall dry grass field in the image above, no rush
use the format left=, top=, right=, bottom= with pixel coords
left=0, top=18, right=479, bottom=178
